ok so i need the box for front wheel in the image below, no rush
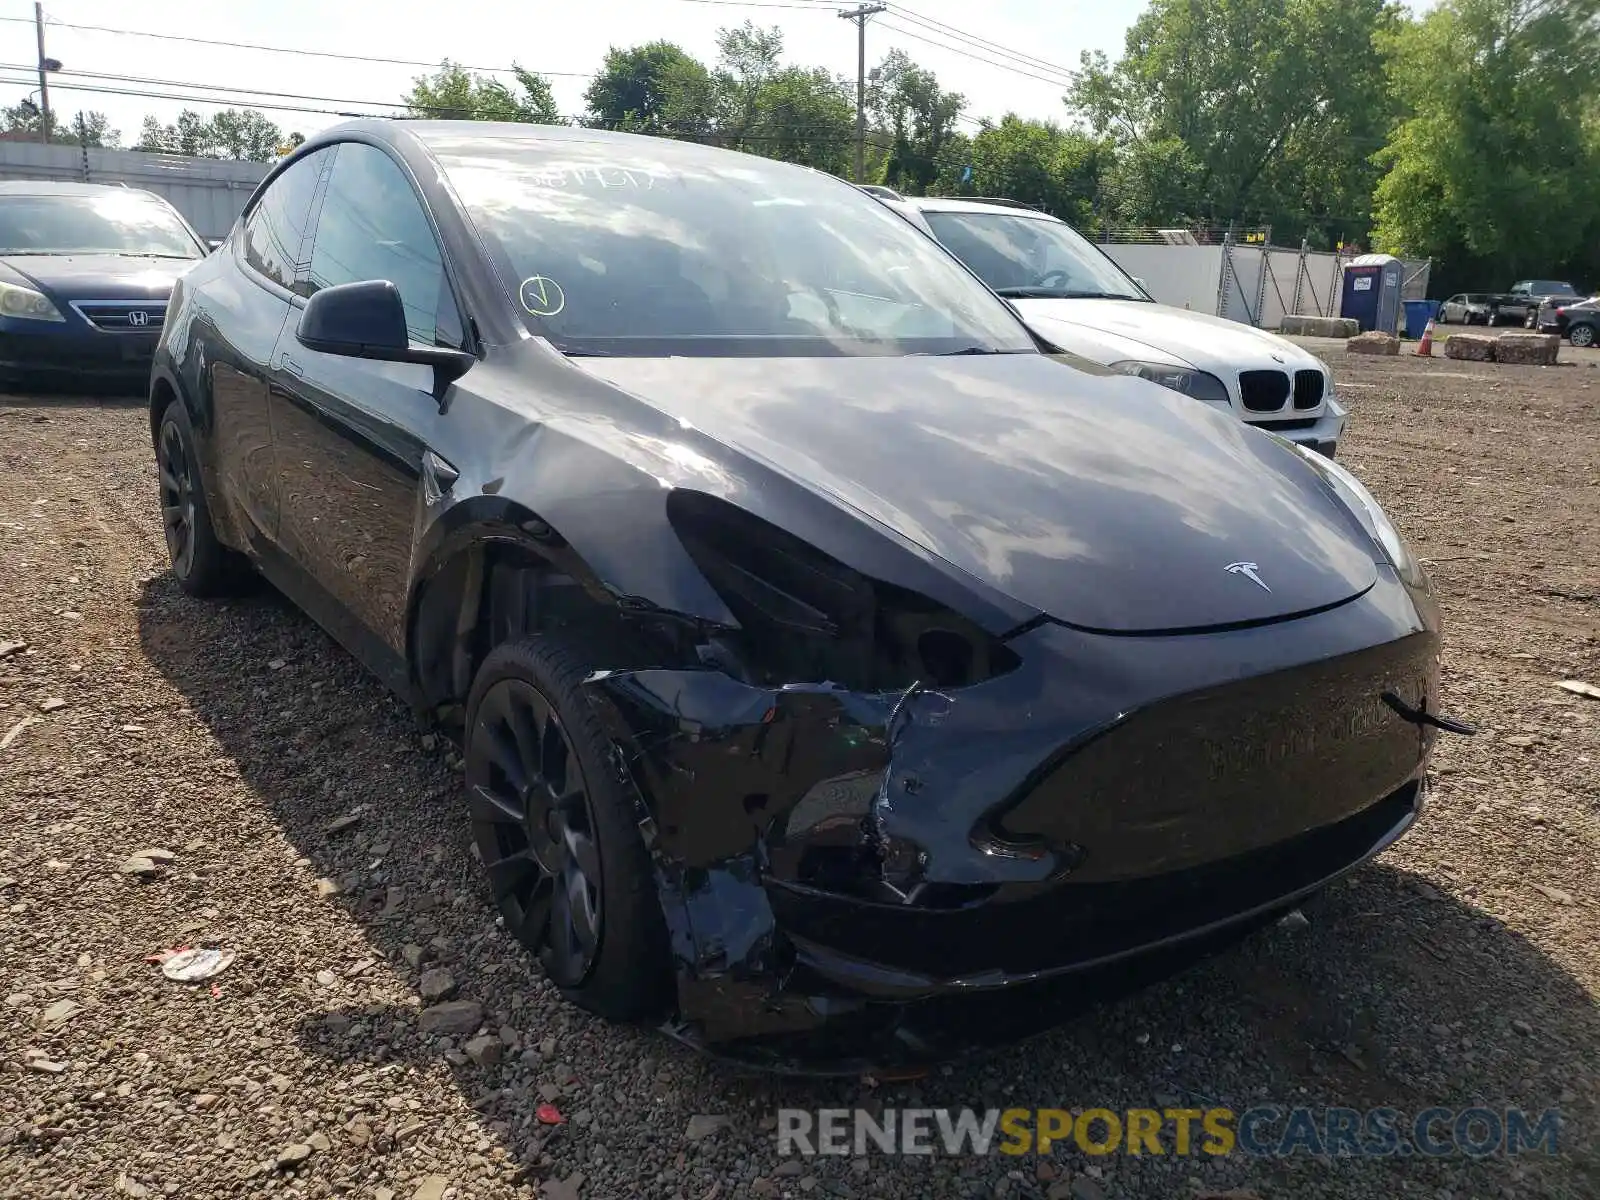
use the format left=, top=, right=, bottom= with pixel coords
left=1569, top=323, right=1596, bottom=348
left=464, top=636, right=673, bottom=1021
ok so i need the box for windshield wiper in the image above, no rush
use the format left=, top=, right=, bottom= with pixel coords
left=994, top=286, right=1147, bottom=301
left=929, top=346, right=1012, bottom=356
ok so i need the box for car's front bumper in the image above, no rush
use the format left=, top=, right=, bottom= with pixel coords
left=0, top=319, right=159, bottom=391
left=587, top=569, right=1443, bottom=1071
left=1246, top=396, right=1347, bottom=458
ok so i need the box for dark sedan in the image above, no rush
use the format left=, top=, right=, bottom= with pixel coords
left=149, top=120, right=1470, bottom=1071
left=1534, top=295, right=1600, bottom=346
left=0, top=181, right=208, bottom=390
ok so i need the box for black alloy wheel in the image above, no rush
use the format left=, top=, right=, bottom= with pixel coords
left=467, top=675, right=604, bottom=986
left=462, top=636, right=673, bottom=1020
left=155, top=403, right=244, bottom=596
left=158, top=416, right=197, bottom=580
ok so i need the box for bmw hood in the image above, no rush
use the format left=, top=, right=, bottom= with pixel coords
left=1014, top=298, right=1324, bottom=373
left=576, top=353, right=1380, bottom=634
left=0, top=254, right=194, bottom=300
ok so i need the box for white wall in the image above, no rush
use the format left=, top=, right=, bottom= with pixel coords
left=0, top=142, right=268, bottom=239
left=1101, top=243, right=1222, bottom=314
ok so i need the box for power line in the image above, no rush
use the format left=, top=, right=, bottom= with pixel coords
left=0, top=70, right=891, bottom=143
left=885, top=4, right=1077, bottom=79
left=668, top=0, right=839, bottom=7
left=0, top=14, right=593, bottom=79
left=877, top=20, right=1074, bottom=88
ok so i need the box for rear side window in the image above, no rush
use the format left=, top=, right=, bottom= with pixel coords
left=242, top=149, right=329, bottom=292
left=304, top=142, right=459, bottom=348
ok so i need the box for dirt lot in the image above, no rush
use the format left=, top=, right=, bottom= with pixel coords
left=2, top=348, right=1598, bottom=1200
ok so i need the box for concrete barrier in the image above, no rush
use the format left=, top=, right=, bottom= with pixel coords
left=1443, top=334, right=1496, bottom=361
left=1281, top=315, right=1360, bottom=338
left=1493, top=333, right=1560, bottom=365
left=1346, top=332, right=1400, bottom=355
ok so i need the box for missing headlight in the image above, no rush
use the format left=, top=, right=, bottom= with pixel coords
left=667, top=491, right=1019, bottom=692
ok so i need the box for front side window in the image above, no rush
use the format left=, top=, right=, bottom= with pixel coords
left=921, top=210, right=1147, bottom=302
left=427, top=134, right=1036, bottom=358
left=0, top=193, right=204, bottom=259
left=243, top=149, right=330, bottom=291
left=305, top=142, right=456, bottom=347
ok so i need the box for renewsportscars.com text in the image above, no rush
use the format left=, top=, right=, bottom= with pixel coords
left=777, top=1107, right=1562, bottom=1159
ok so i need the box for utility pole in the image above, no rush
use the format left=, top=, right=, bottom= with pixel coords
left=838, top=3, right=885, bottom=184
left=34, top=3, right=53, bottom=143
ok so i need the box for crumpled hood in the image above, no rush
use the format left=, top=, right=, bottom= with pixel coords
left=575, top=352, right=1379, bottom=634
left=1014, top=298, right=1324, bottom=373
left=0, top=254, right=193, bottom=300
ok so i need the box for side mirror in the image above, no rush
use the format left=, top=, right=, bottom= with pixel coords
left=296, top=279, right=474, bottom=409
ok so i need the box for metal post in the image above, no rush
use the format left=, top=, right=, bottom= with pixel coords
left=1291, top=238, right=1307, bottom=316
left=34, top=3, right=50, bottom=143
left=839, top=3, right=885, bottom=184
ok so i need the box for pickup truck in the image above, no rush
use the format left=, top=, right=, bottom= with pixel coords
left=1485, top=279, right=1584, bottom=326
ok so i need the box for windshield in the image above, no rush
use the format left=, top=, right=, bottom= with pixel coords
left=429, top=135, right=1036, bottom=357
left=921, top=210, right=1147, bottom=300
left=0, top=194, right=203, bottom=258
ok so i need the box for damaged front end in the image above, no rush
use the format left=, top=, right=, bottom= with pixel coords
left=577, top=492, right=1449, bottom=1074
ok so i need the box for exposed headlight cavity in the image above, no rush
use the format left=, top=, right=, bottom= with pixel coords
left=0, top=281, right=64, bottom=322
left=666, top=490, right=1020, bottom=692
left=1110, top=360, right=1231, bottom=407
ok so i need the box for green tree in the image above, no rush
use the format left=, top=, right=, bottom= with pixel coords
left=403, top=60, right=561, bottom=124
left=0, top=105, right=118, bottom=147
left=208, top=109, right=283, bottom=160
left=62, top=111, right=119, bottom=149
left=584, top=41, right=715, bottom=135
left=1372, top=0, right=1600, bottom=284
left=1068, top=0, right=1399, bottom=239
left=706, top=23, right=854, bottom=170
left=136, top=110, right=215, bottom=157
left=933, top=116, right=1107, bottom=225
left=869, top=49, right=965, bottom=194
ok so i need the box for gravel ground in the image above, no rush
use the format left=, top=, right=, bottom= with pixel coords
left=2, top=349, right=1597, bottom=1199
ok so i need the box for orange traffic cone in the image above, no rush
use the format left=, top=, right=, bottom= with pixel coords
left=1415, top=317, right=1436, bottom=357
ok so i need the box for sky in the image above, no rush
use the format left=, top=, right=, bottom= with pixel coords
left=0, top=0, right=1145, bottom=146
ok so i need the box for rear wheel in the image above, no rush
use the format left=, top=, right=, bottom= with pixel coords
left=1569, top=323, right=1596, bottom=348
left=464, top=636, right=672, bottom=1021
left=156, top=402, right=249, bottom=596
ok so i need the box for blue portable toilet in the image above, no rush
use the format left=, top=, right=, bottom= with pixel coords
left=1340, top=254, right=1404, bottom=333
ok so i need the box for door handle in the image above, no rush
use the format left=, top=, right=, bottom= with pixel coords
left=280, top=354, right=302, bottom=378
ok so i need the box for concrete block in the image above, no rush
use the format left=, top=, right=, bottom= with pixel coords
left=1346, top=332, right=1400, bottom=356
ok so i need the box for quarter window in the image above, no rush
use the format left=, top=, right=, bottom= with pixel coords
left=305, top=142, right=458, bottom=347
left=242, top=149, right=329, bottom=292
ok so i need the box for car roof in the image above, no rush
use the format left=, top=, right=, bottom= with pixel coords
left=305, top=118, right=849, bottom=186
left=0, top=180, right=165, bottom=200
left=893, top=194, right=1062, bottom=221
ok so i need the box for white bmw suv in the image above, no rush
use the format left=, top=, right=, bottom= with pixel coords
left=875, top=193, right=1348, bottom=457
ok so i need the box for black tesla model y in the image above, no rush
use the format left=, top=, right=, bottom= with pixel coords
left=148, top=120, right=1470, bottom=1071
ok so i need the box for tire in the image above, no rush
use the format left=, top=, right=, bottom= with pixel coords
left=464, top=635, right=672, bottom=1022
left=1569, top=323, right=1596, bottom=348
left=155, top=400, right=250, bottom=596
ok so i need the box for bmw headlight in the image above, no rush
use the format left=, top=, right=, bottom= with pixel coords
left=1292, top=442, right=1426, bottom=587
left=1109, top=360, right=1231, bottom=407
left=0, top=280, right=64, bottom=322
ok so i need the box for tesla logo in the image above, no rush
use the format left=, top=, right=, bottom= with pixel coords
left=1225, top=561, right=1272, bottom=592
left=127, top=310, right=150, bottom=327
